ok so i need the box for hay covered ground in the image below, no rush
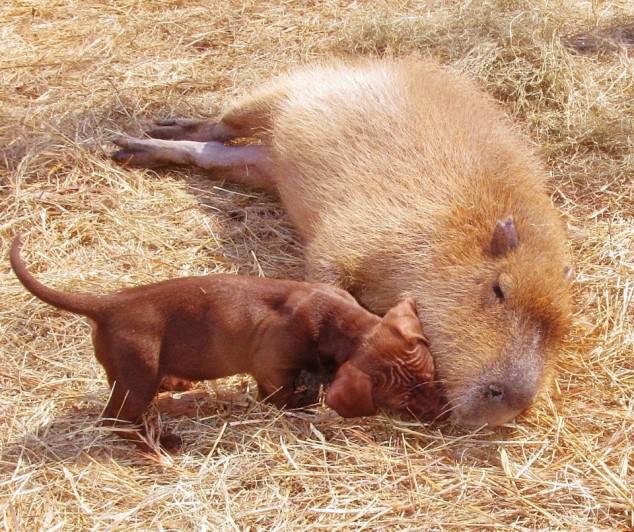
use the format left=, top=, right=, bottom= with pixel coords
left=1, top=0, right=632, bottom=529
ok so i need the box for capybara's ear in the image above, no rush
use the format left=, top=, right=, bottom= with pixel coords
left=489, top=215, right=519, bottom=257
left=325, top=362, right=376, bottom=418
left=382, top=298, right=427, bottom=343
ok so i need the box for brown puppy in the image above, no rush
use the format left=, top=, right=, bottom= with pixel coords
left=11, top=236, right=441, bottom=452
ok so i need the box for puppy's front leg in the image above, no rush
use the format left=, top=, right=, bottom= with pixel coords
left=255, top=368, right=321, bottom=410
left=254, top=368, right=300, bottom=409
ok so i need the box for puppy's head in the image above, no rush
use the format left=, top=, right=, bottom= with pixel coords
left=325, top=298, right=444, bottom=420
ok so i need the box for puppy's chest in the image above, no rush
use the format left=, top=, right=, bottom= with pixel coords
left=314, top=356, right=338, bottom=384
left=297, top=346, right=338, bottom=385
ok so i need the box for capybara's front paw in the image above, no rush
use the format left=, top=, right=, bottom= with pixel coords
left=290, top=370, right=322, bottom=408
left=159, top=432, right=183, bottom=453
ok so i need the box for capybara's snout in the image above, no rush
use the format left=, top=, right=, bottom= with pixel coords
left=450, top=347, right=544, bottom=426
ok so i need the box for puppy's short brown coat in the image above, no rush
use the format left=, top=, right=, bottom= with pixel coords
left=11, top=236, right=441, bottom=452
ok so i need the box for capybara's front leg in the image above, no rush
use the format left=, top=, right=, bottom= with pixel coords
left=111, top=135, right=195, bottom=167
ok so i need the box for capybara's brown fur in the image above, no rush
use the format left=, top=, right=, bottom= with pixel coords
left=113, top=58, right=574, bottom=426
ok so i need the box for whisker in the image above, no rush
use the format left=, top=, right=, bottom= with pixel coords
left=431, top=397, right=469, bottom=423
left=410, top=377, right=447, bottom=390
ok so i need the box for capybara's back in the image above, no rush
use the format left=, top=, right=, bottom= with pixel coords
left=262, top=59, right=574, bottom=425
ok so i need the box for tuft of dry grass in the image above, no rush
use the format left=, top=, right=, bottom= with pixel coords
left=1, top=0, right=632, bottom=529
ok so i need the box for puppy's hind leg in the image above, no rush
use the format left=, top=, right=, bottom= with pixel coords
left=97, top=336, right=180, bottom=453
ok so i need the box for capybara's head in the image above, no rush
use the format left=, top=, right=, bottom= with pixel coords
left=422, top=208, right=574, bottom=427
left=325, top=298, right=443, bottom=420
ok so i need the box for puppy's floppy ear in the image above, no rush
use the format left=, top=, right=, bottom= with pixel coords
left=325, top=362, right=376, bottom=418
left=382, top=298, right=427, bottom=343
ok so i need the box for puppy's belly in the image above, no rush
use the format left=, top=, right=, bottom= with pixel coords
left=160, top=343, right=252, bottom=382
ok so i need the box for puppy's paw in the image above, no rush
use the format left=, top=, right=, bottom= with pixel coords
left=159, top=376, right=193, bottom=392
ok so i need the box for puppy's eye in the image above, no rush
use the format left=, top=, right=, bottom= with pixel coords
left=492, top=281, right=505, bottom=302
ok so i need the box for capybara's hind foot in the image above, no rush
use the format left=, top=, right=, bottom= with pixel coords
left=145, top=118, right=220, bottom=142
left=111, top=135, right=189, bottom=168
left=111, top=135, right=164, bottom=167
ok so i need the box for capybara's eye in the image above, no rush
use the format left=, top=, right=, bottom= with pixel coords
left=492, top=281, right=505, bottom=302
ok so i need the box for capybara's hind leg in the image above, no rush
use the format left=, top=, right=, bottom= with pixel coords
left=145, top=118, right=239, bottom=142
left=146, top=85, right=284, bottom=142
left=111, top=136, right=276, bottom=191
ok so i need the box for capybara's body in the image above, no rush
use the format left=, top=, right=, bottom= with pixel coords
left=113, top=58, right=574, bottom=426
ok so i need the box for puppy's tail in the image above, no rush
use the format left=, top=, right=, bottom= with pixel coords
left=11, top=235, right=103, bottom=318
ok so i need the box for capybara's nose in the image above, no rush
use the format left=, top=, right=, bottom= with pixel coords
left=483, top=380, right=536, bottom=413
left=484, top=383, right=505, bottom=401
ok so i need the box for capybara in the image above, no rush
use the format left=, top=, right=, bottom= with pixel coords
left=112, top=58, right=574, bottom=427
left=11, top=235, right=440, bottom=451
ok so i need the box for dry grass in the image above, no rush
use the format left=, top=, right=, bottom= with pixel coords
left=1, top=0, right=632, bottom=529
